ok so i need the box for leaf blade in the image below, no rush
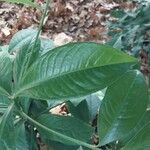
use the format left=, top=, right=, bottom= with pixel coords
left=98, top=70, right=148, bottom=146
left=16, top=42, right=137, bottom=100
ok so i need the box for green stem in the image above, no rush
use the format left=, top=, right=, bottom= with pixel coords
left=32, top=0, right=50, bottom=50
left=23, top=0, right=50, bottom=74
left=20, top=111, right=100, bottom=150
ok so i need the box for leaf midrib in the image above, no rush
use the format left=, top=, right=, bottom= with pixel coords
left=15, top=61, right=135, bottom=97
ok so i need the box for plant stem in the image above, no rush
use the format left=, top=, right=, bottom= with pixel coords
left=20, top=111, right=101, bottom=150
left=32, top=0, right=50, bottom=50
left=23, top=0, right=50, bottom=74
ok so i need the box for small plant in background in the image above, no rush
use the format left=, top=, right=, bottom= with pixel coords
left=0, top=0, right=150, bottom=150
left=107, top=0, right=150, bottom=85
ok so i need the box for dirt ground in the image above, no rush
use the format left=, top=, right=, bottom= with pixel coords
left=0, top=0, right=135, bottom=46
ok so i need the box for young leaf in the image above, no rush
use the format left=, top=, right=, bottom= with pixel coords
left=36, top=114, right=93, bottom=145
left=0, top=51, right=12, bottom=96
left=13, top=38, right=41, bottom=84
left=0, top=103, right=15, bottom=149
left=8, top=28, right=38, bottom=53
left=15, top=42, right=137, bottom=100
left=98, top=70, right=148, bottom=146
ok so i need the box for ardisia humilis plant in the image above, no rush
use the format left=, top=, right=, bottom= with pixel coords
left=0, top=0, right=150, bottom=150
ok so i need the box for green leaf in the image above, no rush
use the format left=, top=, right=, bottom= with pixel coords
left=0, top=51, right=12, bottom=96
left=98, top=70, right=148, bottom=146
left=66, top=100, right=90, bottom=123
left=0, top=96, right=10, bottom=114
left=8, top=28, right=38, bottom=53
left=0, top=102, right=15, bottom=149
left=41, top=140, right=79, bottom=150
left=122, top=110, right=150, bottom=145
left=36, top=114, right=93, bottom=145
left=15, top=42, right=137, bottom=100
left=86, top=94, right=101, bottom=122
left=1, top=0, right=42, bottom=10
left=122, top=123, right=150, bottom=150
left=0, top=139, right=8, bottom=150
left=19, top=97, right=31, bottom=114
left=0, top=45, right=9, bottom=51
left=28, top=99, right=48, bottom=118
left=15, top=121, right=29, bottom=150
left=13, top=38, right=41, bottom=84
left=40, top=38, right=55, bottom=55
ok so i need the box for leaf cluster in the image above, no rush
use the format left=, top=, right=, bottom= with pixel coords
left=107, top=1, right=150, bottom=57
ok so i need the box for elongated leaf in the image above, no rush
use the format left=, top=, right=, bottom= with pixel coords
left=13, top=38, right=40, bottom=84
left=36, top=114, right=93, bottom=145
left=0, top=103, right=15, bottom=149
left=122, top=123, right=150, bottom=150
left=8, top=28, right=37, bottom=53
left=15, top=121, right=29, bottom=150
left=1, top=0, right=42, bottom=10
left=15, top=42, right=137, bottom=100
left=0, top=51, right=12, bottom=96
left=98, top=70, right=148, bottom=146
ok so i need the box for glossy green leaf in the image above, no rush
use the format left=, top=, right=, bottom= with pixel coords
left=15, top=42, right=137, bottom=100
left=1, top=0, right=42, bottom=10
left=15, top=121, right=29, bottom=150
left=13, top=38, right=40, bottom=84
left=0, top=51, right=12, bottom=96
left=98, top=70, right=148, bottom=146
left=36, top=114, right=93, bottom=145
left=0, top=103, right=15, bottom=149
left=8, top=28, right=37, bottom=53
left=122, top=122, right=150, bottom=150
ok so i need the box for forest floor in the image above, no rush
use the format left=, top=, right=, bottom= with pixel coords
left=0, top=0, right=135, bottom=46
